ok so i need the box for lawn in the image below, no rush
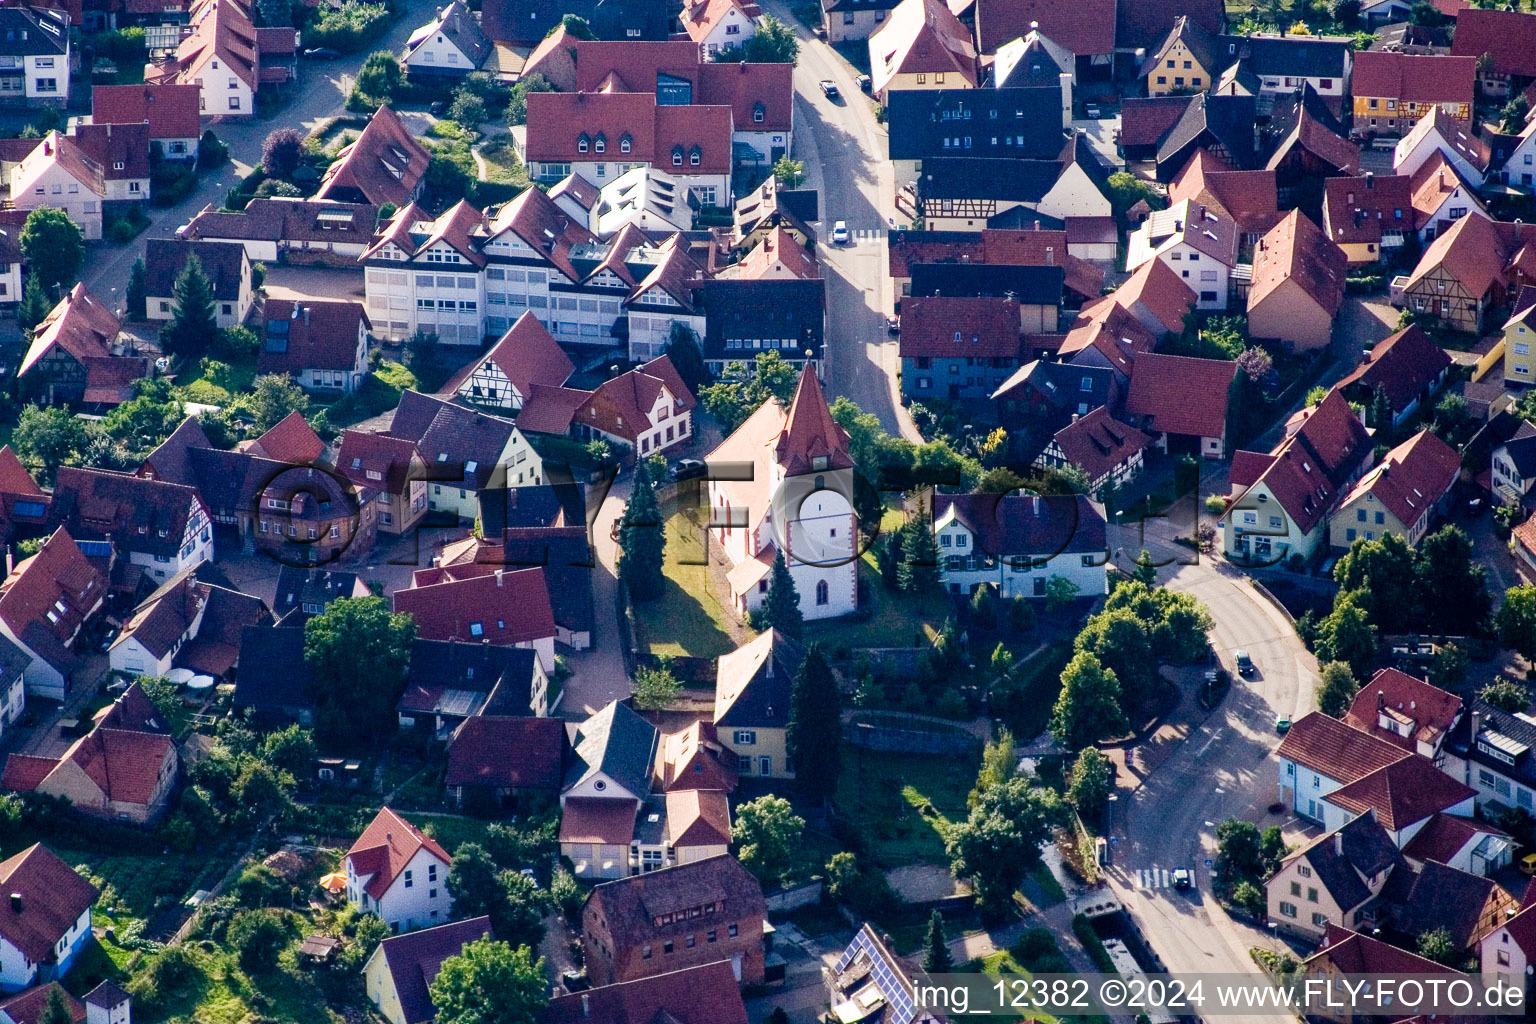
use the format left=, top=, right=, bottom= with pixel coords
left=837, top=745, right=977, bottom=867
left=477, top=135, right=531, bottom=188
left=174, top=351, right=258, bottom=405
left=633, top=509, right=743, bottom=659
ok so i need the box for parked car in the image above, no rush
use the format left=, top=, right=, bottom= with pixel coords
left=1235, top=650, right=1254, bottom=677
left=886, top=315, right=900, bottom=335
left=429, top=100, right=449, bottom=116
left=1085, top=103, right=1102, bottom=118
left=831, top=221, right=850, bottom=245
left=671, top=458, right=706, bottom=482
left=303, top=47, right=340, bottom=59
left=819, top=80, right=840, bottom=99
left=1276, top=713, right=1292, bottom=735
left=857, top=74, right=872, bottom=93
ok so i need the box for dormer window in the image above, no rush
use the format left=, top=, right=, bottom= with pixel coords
left=753, top=102, right=765, bottom=123
left=672, top=145, right=684, bottom=167
left=578, top=133, right=590, bottom=153
left=594, top=133, right=606, bottom=153
left=689, top=146, right=701, bottom=167
left=620, top=133, right=632, bottom=153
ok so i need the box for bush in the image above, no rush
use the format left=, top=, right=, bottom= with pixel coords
left=304, top=0, right=390, bottom=52
left=228, top=909, right=290, bottom=972
left=197, top=130, right=228, bottom=170
left=129, top=945, right=199, bottom=1007
left=1230, top=880, right=1266, bottom=917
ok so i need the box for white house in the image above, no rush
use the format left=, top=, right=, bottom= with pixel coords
left=344, top=808, right=453, bottom=933
left=383, top=390, right=545, bottom=524
left=0, top=7, right=70, bottom=107
left=1124, top=199, right=1238, bottom=311
left=1275, top=712, right=1410, bottom=823
left=1392, top=108, right=1490, bottom=186
left=402, top=0, right=491, bottom=78
left=1313, top=754, right=1477, bottom=847
left=9, top=134, right=106, bottom=241
left=932, top=492, right=1108, bottom=599
left=50, top=468, right=215, bottom=585
left=1480, top=905, right=1536, bottom=995
left=681, top=0, right=758, bottom=58
left=1410, top=154, right=1490, bottom=243
left=0, top=844, right=98, bottom=992
left=0, top=643, right=24, bottom=746
left=159, top=0, right=257, bottom=118
left=707, top=368, right=859, bottom=622
left=443, top=310, right=573, bottom=414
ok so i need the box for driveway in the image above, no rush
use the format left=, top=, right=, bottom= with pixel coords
left=1101, top=525, right=1314, bottom=1024
left=761, top=0, right=920, bottom=443
left=80, top=1, right=440, bottom=305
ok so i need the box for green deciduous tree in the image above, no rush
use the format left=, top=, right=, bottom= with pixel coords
left=1067, top=747, right=1113, bottom=819
left=250, top=374, right=311, bottom=433
left=304, top=596, right=416, bottom=745
left=505, top=72, right=553, bottom=127
left=787, top=643, right=840, bottom=803
left=261, top=127, right=304, bottom=178
left=20, top=207, right=83, bottom=296
left=1416, top=927, right=1457, bottom=966
left=731, top=13, right=798, bottom=61
left=1215, top=817, right=1266, bottom=884
left=773, top=155, right=805, bottom=187
left=1500, top=585, right=1536, bottom=661
left=619, top=456, right=666, bottom=601
left=1050, top=652, right=1129, bottom=750
left=228, top=909, right=290, bottom=972
left=260, top=724, right=316, bottom=778
left=946, top=777, right=1063, bottom=917
left=632, top=665, right=680, bottom=710
left=353, top=51, right=402, bottom=103
left=759, top=550, right=803, bottom=639
left=1074, top=608, right=1154, bottom=712
left=37, top=987, right=73, bottom=1024
left=699, top=351, right=801, bottom=433
left=922, top=910, right=953, bottom=973
left=1316, top=661, right=1358, bottom=719
left=11, top=404, right=90, bottom=485
left=1316, top=594, right=1377, bottom=680
left=732, top=794, right=804, bottom=884
left=970, top=727, right=1017, bottom=806
left=1131, top=549, right=1157, bottom=586
left=1481, top=679, right=1528, bottom=712
left=666, top=323, right=707, bottom=394
left=1045, top=575, right=1079, bottom=610
left=1415, top=526, right=1489, bottom=635
left=428, top=938, right=549, bottom=1024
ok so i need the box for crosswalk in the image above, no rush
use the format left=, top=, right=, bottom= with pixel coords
left=1133, top=867, right=1183, bottom=890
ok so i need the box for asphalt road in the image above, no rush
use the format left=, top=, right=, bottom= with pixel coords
left=763, top=3, right=921, bottom=443
left=1103, top=525, right=1316, bottom=1021
left=80, top=1, right=438, bottom=303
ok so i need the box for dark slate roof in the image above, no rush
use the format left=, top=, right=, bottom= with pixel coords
left=919, top=156, right=1063, bottom=202
left=272, top=567, right=363, bottom=617
left=233, top=625, right=312, bottom=716
left=696, top=278, right=825, bottom=362
left=1157, top=93, right=1259, bottom=176
left=399, top=638, right=539, bottom=717
left=910, top=262, right=1065, bottom=303
left=1499, top=421, right=1536, bottom=478
left=1293, top=811, right=1403, bottom=911
left=993, top=359, right=1117, bottom=434
left=1231, top=34, right=1350, bottom=80
left=0, top=7, right=68, bottom=55
left=886, top=87, right=1065, bottom=162
left=565, top=700, right=660, bottom=797
left=1445, top=698, right=1536, bottom=791
left=499, top=528, right=594, bottom=638
left=386, top=390, right=517, bottom=491
left=477, top=481, right=585, bottom=536
left=416, top=0, right=491, bottom=67
left=1119, top=0, right=1224, bottom=53
left=143, top=238, right=246, bottom=302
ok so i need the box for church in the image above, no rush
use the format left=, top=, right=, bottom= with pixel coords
left=706, top=368, right=859, bottom=621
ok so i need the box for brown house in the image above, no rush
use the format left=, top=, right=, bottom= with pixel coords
left=581, top=854, right=768, bottom=987
left=336, top=430, right=428, bottom=536
left=1246, top=209, right=1348, bottom=350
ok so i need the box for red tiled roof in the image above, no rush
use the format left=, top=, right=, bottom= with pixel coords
left=1401, top=813, right=1500, bottom=865
left=516, top=383, right=591, bottom=436
left=572, top=40, right=699, bottom=92
left=697, top=61, right=794, bottom=133
left=775, top=367, right=853, bottom=475
left=315, top=106, right=430, bottom=208
left=1352, top=51, right=1476, bottom=106
left=256, top=299, right=369, bottom=378
left=1335, top=428, right=1459, bottom=531
left=59, top=726, right=175, bottom=807
left=1249, top=209, right=1347, bottom=317
left=558, top=795, right=638, bottom=845
left=376, top=917, right=493, bottom=1024
left=869, top=0, right=978, bottom=93
left=0, top=528, right=105, bottom=675
left=346, top=807, right=451, bottom=901
left=888, top=228, right=1102, bottom=300
left=393, top=567, right=557, bottom=647
left=1335, top=324, right=1452, bottom=412
left=1408, top=152, right=1479, bottom=232
left=1325, top=754, right=1474, bottom=831
left=1343, top=667, right=1464, bottom=751
left=1322, top=172, right=1415, bottom=247
left=0, top=446, right=44, bottom=499
left=1494, top=904, right=1536, bottom=959
left=544, top=962, right=749, bottom=1024
left=525, top=92, right=735, bottom=176
left=973, top=0, right=1115, bottom=55
left=1276, top=711, right=1412, bottom=782
left=1060, top=301, right=1157, bottom=374
left=170, top=0, right=259, bottom=90
left=729, top=225, right=819, bottom=281
left=1398, top=108, right=1490, bottom=173
left=442, top=311, right=573, bottom=401
left=1051, top=408, right=1155, bottom=483
left=654, top=721, right=738, bottom=793
left=573, top=355, right=697, bottom=446
left=445, top=716, right=566, bottom=790
left=0, top=845, right=98, bottom=963
left=1097, top=257, right=1195, bottom=335
left=1230, top=390, right=1372, bottom=535
left=0, top=984, right=86, bottom=1024
left=666, top=788, right=731, bottom=847
left=1120, top=96, right=1194, bottom=148
left=245, top=409, right=326, bottom=465
left=899, top=295, right=1021, bottom=359
left=1168, top=150, right=1281, bottom=237
left=20, top=283, right=119, bottom=379
left=1450, top=8, right=1536, bottom=78
left=1124, top=352, right=1236, bottom=441
left=1308, top=924, right=1460, bottom=976
left=1268, top=106, right=1359, bottom=176
left=1, top=754, right=59, bottom=792
left=485, top=185, right=596, bottom=285
left=682, top=0, right=759, bottom=42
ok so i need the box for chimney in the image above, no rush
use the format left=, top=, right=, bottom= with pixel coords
left=1365, top=171, right=1374, bottom=188
left=302, top=306, right=310, bottom=325
left=1033, top=220, right=1040, bottom=231
left=1046, top=245, right=1054, bottom=265
left=1346, top=191, right=1354, bottom=205
left=1439, top=169, right=1445, bottom=189
left=1032, top=495, right=1041, bottom=516
left=582, top=994, right=591, bottom=1017
left=1377, top=690, right=1385, bottom=710
left=8, top=893, right=20, bottom=914
left=1333, top=832, right=1343, bottom=856
left=495, top=569, right=504, bottom=586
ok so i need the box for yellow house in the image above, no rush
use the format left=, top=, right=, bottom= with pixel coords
left=1350, top=51, right=1475, bottom=137
left=714, top=629, right=803, bottom=780
left=1143, top=15, right=1219, bottom=97
left=1327, top=429, right=1460, bottom=550
left=867, top=0, right=976, bottom=97
left=364, top=917, right=492, bottom=1024
left=1504, top=296, right=1536, bottom=385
